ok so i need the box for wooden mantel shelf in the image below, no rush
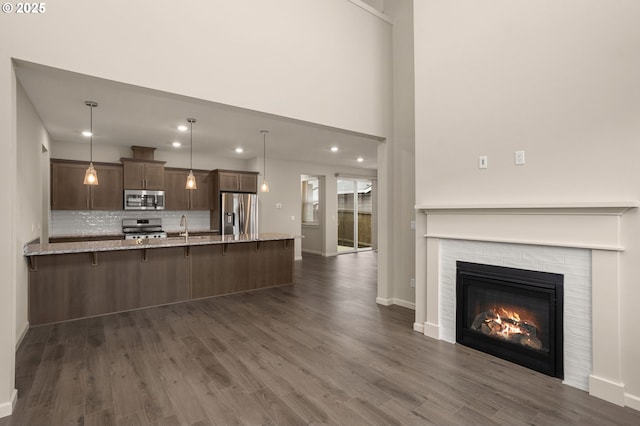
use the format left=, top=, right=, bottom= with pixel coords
left=416, top=201, right=639, bottom=216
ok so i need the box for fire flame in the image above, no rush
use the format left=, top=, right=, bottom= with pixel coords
left=493, top=307, right=524, bottom=338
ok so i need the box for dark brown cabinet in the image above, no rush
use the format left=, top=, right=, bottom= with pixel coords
left=165, top=168, right=210, bottom=210
left=212, top=170, right=258, bottom=193
left=122, top=159, right=165, bottom=190
left=51, top=159, right=123, bottom=210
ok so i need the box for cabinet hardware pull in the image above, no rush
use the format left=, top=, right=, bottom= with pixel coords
left=91, top=252, right=98, bottom=267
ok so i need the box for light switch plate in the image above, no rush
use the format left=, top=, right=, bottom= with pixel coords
left=515, top=150, right=525, bottom=165
left=479, top=155, right=488, bottom=169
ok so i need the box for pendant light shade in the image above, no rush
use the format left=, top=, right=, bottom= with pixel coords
left=260, top=130, right=269, bottom=193
left=186, top=118, right=197, bottom=190
left=83, top=101, right=99, bottom=186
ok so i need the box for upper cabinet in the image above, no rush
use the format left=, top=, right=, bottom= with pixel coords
left=51, top=159, right=123, bottom=210
left=122, top=159, right=165, bottom=190
left=213, top=170, right=259, bottom=193
left=164, top=168, right=210, bottom=210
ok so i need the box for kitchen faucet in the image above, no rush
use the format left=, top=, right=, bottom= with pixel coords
left=179, top=214, right=189, bottom=242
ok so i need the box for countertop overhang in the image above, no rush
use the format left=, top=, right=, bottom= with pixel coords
left=24, top=233, right=298, bottom=256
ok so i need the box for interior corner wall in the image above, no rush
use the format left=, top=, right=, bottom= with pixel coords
left=414, top=0, right=640, bottom=404
left=16, top=81, right=50, bottom=345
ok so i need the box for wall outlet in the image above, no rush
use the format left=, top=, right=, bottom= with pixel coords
left=290, top=215, right=296, bottom=221
left=515, top=150, right=525, bottom=165
left=275, top=203, right=283, bottom=209
left=479, top=155, right=488, bottom=169
left=410, top=278, right=416, bottom=288
left=410, top=220, right=416, bottom=230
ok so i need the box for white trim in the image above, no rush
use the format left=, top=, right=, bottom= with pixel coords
left=625, top=392, right=640, bottom=411
left=376, top=297, right=415, bottom=310
left=345, top=0, right=392, bottom=24
left=301, top=249, right=322, bottom=256
left=16, top=321, right=28, bottom=348
left=589, top=375, right=626, bottom=407
left=424, top=322, right=439, bottom=340
left=294, top=256, right=303, bottom=261
left=390, top=298, right=415, bottom=310
left=323, top=251, right=338, bottom=257
left=424, top=233, right=624, bottom=252
left=413, top=322, right=424, bottom=333
left=416, top=201, right=639, bottom=212
left=0, top=389, right=17, bottom=418
left=376, top=297, right=392, bottom=306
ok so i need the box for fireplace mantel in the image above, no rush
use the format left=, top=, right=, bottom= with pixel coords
left=416, top=201, right=638, bottom=251
left=414, top=201, right=639, bottom=408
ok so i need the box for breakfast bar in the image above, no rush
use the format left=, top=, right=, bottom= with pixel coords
left=24, top=233, right=295, bottom=326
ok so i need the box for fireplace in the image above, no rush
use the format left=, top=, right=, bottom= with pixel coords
left=456, top=261, right=564, bottom=378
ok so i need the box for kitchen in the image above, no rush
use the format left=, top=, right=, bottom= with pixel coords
left=17, top=61, right=380, bottom=328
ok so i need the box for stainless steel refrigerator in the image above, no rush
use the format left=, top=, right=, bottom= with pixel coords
left=221, top=193, right=258, bottom=236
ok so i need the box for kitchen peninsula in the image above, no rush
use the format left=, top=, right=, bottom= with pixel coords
left=24, top=233, right=295, bottom=325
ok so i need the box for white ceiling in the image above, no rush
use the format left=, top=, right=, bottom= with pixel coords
left=15, top=60, right=382, bottom=170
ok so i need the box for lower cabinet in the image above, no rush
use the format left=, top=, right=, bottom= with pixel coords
left=28, top=246, right=190, bottom=325
left=28, top=239, right=294, bottom=325
left=191, top=240, right=294, bottom=299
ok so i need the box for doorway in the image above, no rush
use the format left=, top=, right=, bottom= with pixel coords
left=337, top=178, right=373, bottom=253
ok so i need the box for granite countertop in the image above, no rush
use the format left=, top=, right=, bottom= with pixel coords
left=24, top=233, right=298, bottom=256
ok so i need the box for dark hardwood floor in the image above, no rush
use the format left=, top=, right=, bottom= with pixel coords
left=3, top=251, right=640, bottom=425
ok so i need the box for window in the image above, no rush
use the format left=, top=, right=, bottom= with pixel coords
left=301, top=176, right=319, bottom=224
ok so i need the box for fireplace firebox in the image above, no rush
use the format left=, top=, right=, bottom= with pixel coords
left=456, top=261, right=564, bottom=378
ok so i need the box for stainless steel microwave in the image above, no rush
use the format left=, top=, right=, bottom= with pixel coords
left=124, top=189, right=165, bottom=210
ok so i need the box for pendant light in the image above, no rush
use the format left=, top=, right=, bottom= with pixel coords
left=185, top=118, right=197, bottom=189
left=83, top=101, right=99, bottom=185
left=260, top=130, right=270, bottom=193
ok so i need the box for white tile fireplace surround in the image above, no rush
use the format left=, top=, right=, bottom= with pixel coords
left=414, top=202, right=639, bottom=409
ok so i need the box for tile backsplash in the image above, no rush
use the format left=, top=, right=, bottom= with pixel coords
left=50, top=210, right=212, bottom=236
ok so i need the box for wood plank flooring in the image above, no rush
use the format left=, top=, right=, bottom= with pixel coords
left=4, top=251, right=640, bottom=425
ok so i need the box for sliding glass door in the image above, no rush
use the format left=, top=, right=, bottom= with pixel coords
left=337, top=178, right=372, bottom=253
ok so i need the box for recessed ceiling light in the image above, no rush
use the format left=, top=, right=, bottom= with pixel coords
left=172, top=141, right=181, bottom=148
left=82, top=131, right=92, bottom=137
left=330, top=146, right=339, bottom=152
left=357, top=157, right=364, bottom=162
left=177, top=125, right=188, bottom=132
left=235, top=147, right=244, bottom=153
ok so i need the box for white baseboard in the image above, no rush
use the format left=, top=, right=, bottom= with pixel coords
left=625, top=392, right=640, bottom=412
left=294, top=256, right=303, bottom=261
left=589, top=375, right=626, bottom=406
left=413, top=322, right=424, bottom=333
left=0, top=389, right=17, bottom=418
left=301, top=249, right=322, bottom=256
left=424, top=322, right=440, bottom=340
left=376, top=297, right=392, bottom=306
left=375, top=297, right=415, bottom=310
left=16, top=321, right=29, bottom=348
left=324, top=252, right=338, bottom=257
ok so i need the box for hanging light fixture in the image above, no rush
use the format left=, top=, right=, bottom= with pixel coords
left=260, top=130, right=270, bottom=192
left=185, top=118, right=197, bottom=189
left=83, top=101, right=99, bottom=185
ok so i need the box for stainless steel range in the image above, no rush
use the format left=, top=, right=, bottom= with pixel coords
left=122, top=218, right=167, bottom=240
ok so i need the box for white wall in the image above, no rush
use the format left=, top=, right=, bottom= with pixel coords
left=259, top=157, right=377, bottom=260
left=377, top=0, right=415, bottom=308
left=0, top=0, right=393, bottom=415
left=16, top=82, right=50, bottom=343
left=414, top=0, right=640, bottom=407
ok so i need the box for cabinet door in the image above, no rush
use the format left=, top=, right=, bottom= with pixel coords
left=90, top=164, right=123, bottom=210
left=123, top=161, right=145, bottom=189
left=189, top=171, right=211, bottom=210
left=238, top=173, right=258, bottom=193
left=144, top=163, right=165, bottom=190
left=218, top=172, right=239, bottom=192
left=164, top=169, right=189, bottom=210
left=51, top=161, right=90, bottom=210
